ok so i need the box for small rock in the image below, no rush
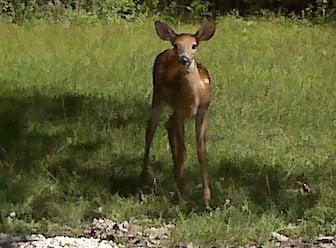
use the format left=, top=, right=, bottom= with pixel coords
left=317, top=236, right=335, bottom=242
left=272, top=232, right=289, bottom=242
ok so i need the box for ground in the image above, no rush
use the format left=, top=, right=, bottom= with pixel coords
left=0, top=16, right=336, bottom=246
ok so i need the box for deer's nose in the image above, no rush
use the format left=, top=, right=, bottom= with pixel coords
left=179, top=56, right=191, bottom=66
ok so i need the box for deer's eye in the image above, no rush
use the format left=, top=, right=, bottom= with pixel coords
left=191, top=44, right=197, bottom=50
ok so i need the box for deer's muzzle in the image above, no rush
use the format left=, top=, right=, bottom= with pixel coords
left=179, top=56, right=191, bottom=66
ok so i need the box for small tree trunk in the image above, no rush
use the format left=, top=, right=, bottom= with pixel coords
left=89, top=0, right=94, bottom=13
left=76, top=0, right=81, bottom=12
left=12, top=0, right=16, bottom=12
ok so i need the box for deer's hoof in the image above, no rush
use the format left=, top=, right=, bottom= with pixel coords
left=140, top=170, right=154, bottom=187
left=205, top=204, right=213, bottom=212
left=203, top=186, right=211, bottom=206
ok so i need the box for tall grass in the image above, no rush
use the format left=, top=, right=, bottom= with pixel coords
left=0, top=17, right=336, bottom=245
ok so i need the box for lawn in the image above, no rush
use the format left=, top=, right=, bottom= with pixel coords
left=0, top=16, right=336, bottom=246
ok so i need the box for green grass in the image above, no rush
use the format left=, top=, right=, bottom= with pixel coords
left=0, top=16, right=336, bottom=246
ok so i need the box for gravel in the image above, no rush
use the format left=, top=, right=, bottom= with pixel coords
left=14, top=235, right=118, bottom=248
left=1, top=219, right=336, bottom=248
left=0, top=218, right=175, bottom=248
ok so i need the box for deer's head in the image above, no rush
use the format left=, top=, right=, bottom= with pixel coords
left=155, top=21, right=216, bottom=68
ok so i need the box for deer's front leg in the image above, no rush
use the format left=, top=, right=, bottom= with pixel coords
left=196, top=106, right=211, bottom=206
left=166, top=114, right=178, bottom=168
left=173, top=112, right=186, bottom=198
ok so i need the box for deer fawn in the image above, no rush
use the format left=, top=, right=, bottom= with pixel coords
left=141, top=21, right=216, bottom=206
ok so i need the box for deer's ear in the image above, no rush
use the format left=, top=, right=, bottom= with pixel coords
left=155, top=21, right=177, bottom=41
left=195, top=23, right=216, bottom=43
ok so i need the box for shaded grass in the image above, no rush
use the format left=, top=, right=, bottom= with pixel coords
left=0, top=16, right=336, bottom=246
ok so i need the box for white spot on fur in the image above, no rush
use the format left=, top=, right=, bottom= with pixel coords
left=191, top=104, right=198, bottom=116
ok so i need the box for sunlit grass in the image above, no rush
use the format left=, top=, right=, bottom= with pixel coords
left=0, top=16, right=336, bottom=246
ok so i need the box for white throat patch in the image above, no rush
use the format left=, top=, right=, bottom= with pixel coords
left=187, top=59, right=197, bottom=72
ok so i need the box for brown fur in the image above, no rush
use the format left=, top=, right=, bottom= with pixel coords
left=141, top=22, right=216, bottom=206
left=153, top=48, right=212, bottom=116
